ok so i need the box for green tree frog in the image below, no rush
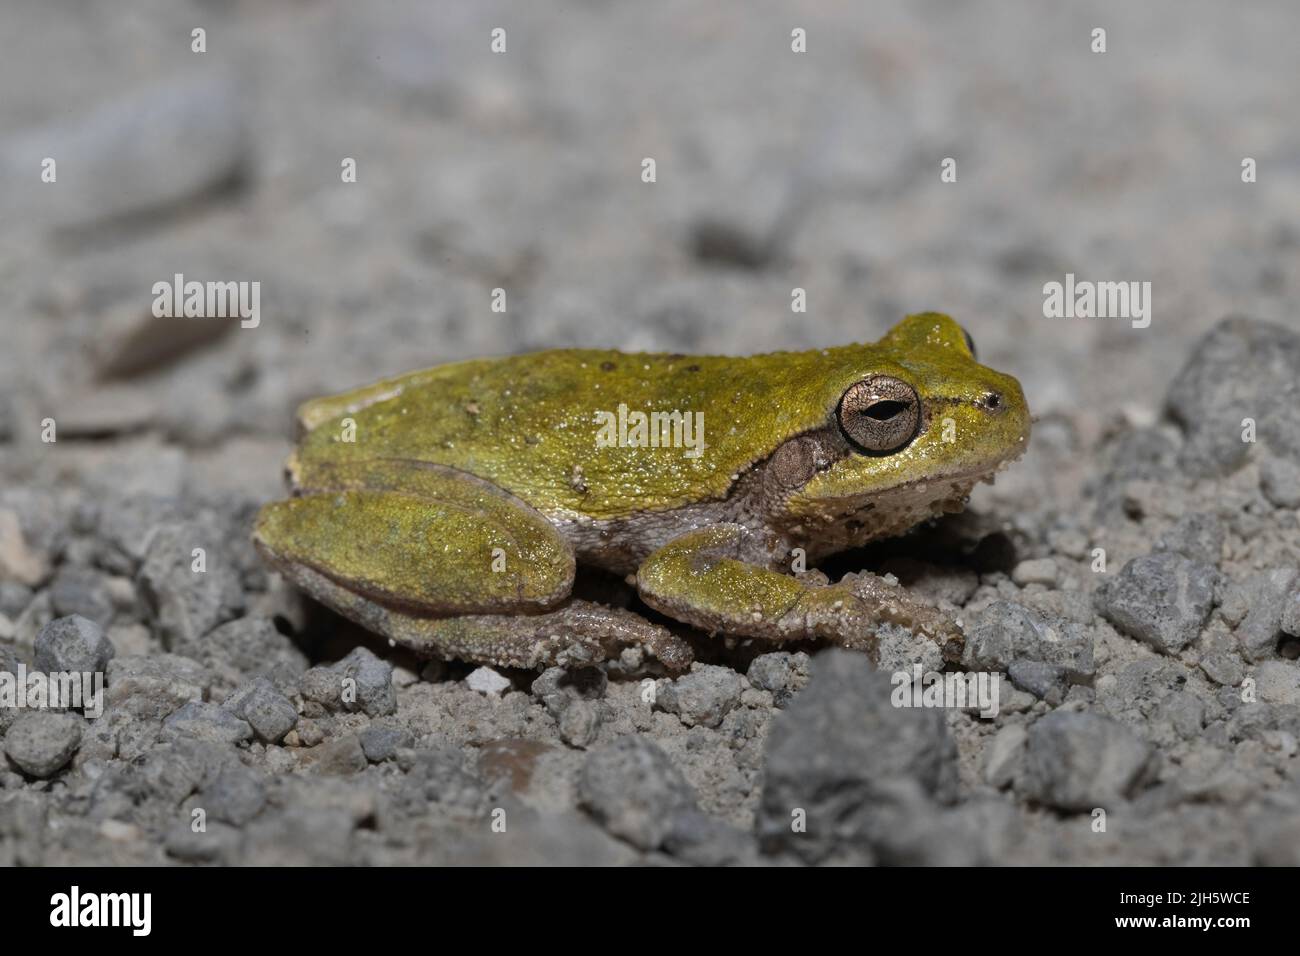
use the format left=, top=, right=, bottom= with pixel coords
left=254, top=312, right=1030, bottom=672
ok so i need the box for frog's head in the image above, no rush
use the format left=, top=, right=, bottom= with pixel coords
left=772, top=312, right=1030, bottom=544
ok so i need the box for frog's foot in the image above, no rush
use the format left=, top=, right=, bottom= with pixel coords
left=392, top=600, right=694, bottom=672
left=636, top=524, right=963, bottom=664
left=263, top=559, right=692, bottom=671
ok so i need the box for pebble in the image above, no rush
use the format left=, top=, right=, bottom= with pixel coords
left=1095, top=552, right=1216, bottom=654
left=656, top=664, right=747, bottom=728
left=223, top=677, right=298, bottom=744
left=963, top=601, right=1094, bottom=680
left=745, top=651, right=811, bottom=707
left=982, top=724, right=1027, bottom=789
left=47, top=567, right=116, bottom=628
left=4, top=712, right=83, bottom=778
left=163, top=701, right=254, bottom=746
left=302, top=736, right=368, bottom=776
left=33, top=614, right=116, bottom=674
left=558, top=699, right=602, bottom=748
left=104, top=654, right=208, bottom=720
left=1154, top=513, right=1226, bottom=567
left=359, top=725, right=414, bottom=763
left=137, top=522, right=243, bottom=649
left=466, top=665, right=512, bottom=697
left=1252, top=660, right=1300, bottom=706
left=0, top=581, right=33, bottom=619
left=1260, top=456, right=1300, bottom=509
left=334, top=647, right=397, bottom=716
left=1011, top=557, right=1059, bottom=587
left=1165, top=317, right=1300, bottom=477
left=199, top=766, right=268, bottom=826
left=1020, top=711, right=1154, bottom=811
left=179, top=616, right=308, bottom=678
left=578, top=735, right=697, bottom=850
left=757, top=650, right=957, bottom=863
left=1235, top=568, right=1298, bottom=661
left=0, top=509, right=48, bottom=586
left=530, top=665, right=607, bottom=718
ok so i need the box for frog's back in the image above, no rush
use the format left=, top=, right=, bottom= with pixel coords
left=291, top=347, right=866, bottom=521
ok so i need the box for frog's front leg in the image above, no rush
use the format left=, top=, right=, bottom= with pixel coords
left=253, top=460, right=692, bottom=671
left=635, top=524, right=963, bottom=663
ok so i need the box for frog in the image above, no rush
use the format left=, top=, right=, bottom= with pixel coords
left=253, top=312, right=1030, bottom=673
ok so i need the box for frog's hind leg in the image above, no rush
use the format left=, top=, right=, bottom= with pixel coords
left=253, top=460, right=692, bottom=671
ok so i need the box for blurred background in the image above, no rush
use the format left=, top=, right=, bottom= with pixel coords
left=1, top=0, right=1298, bottom=510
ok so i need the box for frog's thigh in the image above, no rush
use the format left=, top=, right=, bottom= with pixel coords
left=254, top=462, right=574, bottom=615
left=636, top=524, right=963, bottom=661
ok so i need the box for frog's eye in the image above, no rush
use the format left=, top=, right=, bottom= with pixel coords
left=837, top=376, right=921, bottom=454
left=961, top=326, right=977, bottom=360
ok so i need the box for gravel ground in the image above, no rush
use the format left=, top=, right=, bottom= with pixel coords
left=2, top=1, right=1299, bottom=865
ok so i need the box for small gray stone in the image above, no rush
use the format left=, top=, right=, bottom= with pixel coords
left=1011, top=557, right=1059, bottom=587
left=138, top=737, right=231, bottom=804
left=333, top=647, right=396, bottom=717
left=48, top=566, right=116, bottom=628
left=662, top=809, right=757, bottom=866
left=745, top=651, right=811, bottom=706
left=223, top=677, right=297, bottom=743
left=963, top=601, right=1094, bottom=679
left=164, top=821, right=241, bottom=864
left=1281, top=591, right=1300, bottom=637
left=1165, top=317, right=1300, bottom=477
left=136, top=522, right=243, bottom=649
left=1161, top=691, right=1208, bottom=739
left=199, top=766, right=267, bottom=826
left=656, top=664, right=746, bottom=728
left=558, top=699, right=602, bottom=748
left=1260, top=457, right=1300, bottom=509
left=105, top=654, right=208, bottom=720
left=465, top=665, right=511, bottom=697
left=398, top=747, right=486, bottom=817
left=33, top=614, right=115, bottom=674
left=1154, top=513, right=1226, bottom=567
left=299, top=665, right=344, bottom=710
left=1095, top=552, right=1217, bottom=654
left=359, top=725, right=413, bottom=763
left=757, top=650, right=958, bottom=862
left=303, top=735, right=368, bottom=776
left=1021, top=711, right=1154, bottom=811
left=0, top=581, right=32, bottom=618
left=164, top=701, right=253, bottom=746
left=180, top=616, right=308, bottom=677
left=4, top=712, right=83, bottom=777
left=1199, top=650, right=1245, bottom=687
left=983, top=724, right=1027, bottom=789
left=1007, top=659, right=1068, bottom=704
left=579, top=735, right=697, bottom=850
left=1253, top=660, right=1300, bottom=705
left=1236, top=568, right=1299, bottom=661
left=531, top=665, right=606, bottom=718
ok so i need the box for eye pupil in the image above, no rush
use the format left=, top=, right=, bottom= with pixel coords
left=864, top=400, right=908, bottom=421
